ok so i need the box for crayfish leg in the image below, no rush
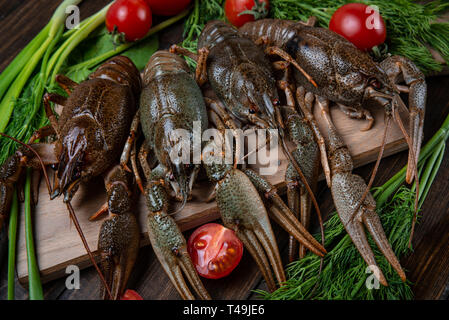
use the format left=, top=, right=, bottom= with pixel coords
left=55, top=74, right=78, bottom=95
left=380, top=55, right=426, bottom=184
left=337, top=103, right=374, bottom=132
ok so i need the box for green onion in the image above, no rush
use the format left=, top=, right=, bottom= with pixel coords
left=0, top=24, right=50, bottom=101
left=24, top=169, right=43, bottom=300
left=7, top=190, right=18, bottom=300
left=0, top=0, right=84, bottom=132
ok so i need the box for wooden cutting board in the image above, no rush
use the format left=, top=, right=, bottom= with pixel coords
left=16, top=102, right=409, bottom=284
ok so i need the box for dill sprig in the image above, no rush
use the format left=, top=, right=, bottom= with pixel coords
left=256, top=187, right=415, bottom=300
left=182, top=0, right=225, bottom=68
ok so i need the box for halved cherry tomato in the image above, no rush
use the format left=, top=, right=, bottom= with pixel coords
left=187, top=223, right=243, bottom=279
left=106, top=0, right=152, bottom=42
left=329, top=3, right=386, bottom=51
left=224, top=0, right=269, bottom=28
left=120, top=289, right=143, bottom=300
left=144, top=0, right=191, bottom=16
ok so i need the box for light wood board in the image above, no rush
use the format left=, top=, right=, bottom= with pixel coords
left=16, top=103, right=409, bottom=284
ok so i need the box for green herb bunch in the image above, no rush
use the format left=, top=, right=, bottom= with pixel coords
left=183, top=0, right=449, bottom=74
left=182, top=0, right=226, bottom=68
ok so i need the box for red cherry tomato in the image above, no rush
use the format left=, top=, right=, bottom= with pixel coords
left=225, top=0, right=269, bottom=28
left=120, top=289, right=143, bottom=300
left=106, top=0, right=152, bottom=42
left=144, top=0, right=191, bottom=16
left=187, top=223, right=243, bottom=279
left=329, top=3, right=386, bottom=51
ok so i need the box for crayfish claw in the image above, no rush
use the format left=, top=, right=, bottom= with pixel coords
left=98, top=213, right=140, bottom=300
left=344, top=214, right=388, bottom=287
left=362, top=208, right=406, bottom=282
left=213, top=169, right=286, bottom=290
left=147, top=211, right=211, bottom=300
left=236, top=228, right=277, bottom=292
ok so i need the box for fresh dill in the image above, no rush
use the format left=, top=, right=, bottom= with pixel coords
left=256, top=187, right=416, bottom=300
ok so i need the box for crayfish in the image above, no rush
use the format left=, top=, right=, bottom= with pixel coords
left=121, top=50, right=211, bottom=300
left=240, top=18, right=425, bottom=283
left=0, top=56, right=142, bottom=299
left=168, top=20, right=327, bottom=292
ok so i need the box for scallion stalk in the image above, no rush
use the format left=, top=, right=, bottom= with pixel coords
left=0, top=24, right=50, bottom=101
left=7, top=190, right=18, bottom=300
left=47, top=2, right=112, bottom=85
left=24, top=169, right=43, bottom=300
left=0, top=0, right=85, bottom=132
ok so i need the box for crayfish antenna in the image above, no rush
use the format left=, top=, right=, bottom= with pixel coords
left=393, top=103, right=420, bottom=248
left=170, top=192, right=188, bottom=216
left=65, top=201, right=113, bottom=299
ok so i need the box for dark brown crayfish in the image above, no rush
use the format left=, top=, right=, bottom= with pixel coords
left=0, top=56, right=142, bottom=299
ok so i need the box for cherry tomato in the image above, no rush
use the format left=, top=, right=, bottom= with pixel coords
left=120, top=289, right=143, bottom=300
left=225, top=0, right=269, bottom=28
left=187, top=223, right=243, bottom=279
left=106, top=0, right=152, bottom=42
left=144, top=0, right=191, bottom=16
left=329, top=3, right=386, bottom=51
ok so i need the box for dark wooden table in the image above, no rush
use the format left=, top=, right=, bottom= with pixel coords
left=1, top=0, right=449, bottom=300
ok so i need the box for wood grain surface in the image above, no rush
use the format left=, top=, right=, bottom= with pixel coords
left=0, top=0, right=448, bottom=300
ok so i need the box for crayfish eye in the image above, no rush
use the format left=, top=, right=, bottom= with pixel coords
left=249, top=104, right=259, bottom=114
left=370, top=79, right=382, bottom=89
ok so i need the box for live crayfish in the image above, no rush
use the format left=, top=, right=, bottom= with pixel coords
left=167, top=20, right=328, bottom=291
left=240, top=18, right=426, bottom=185
left=240, top=18, right=422, bottom=283
left=120, top=50, right=211, bottom=300
left=0, top=55, right=142, bottom=299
